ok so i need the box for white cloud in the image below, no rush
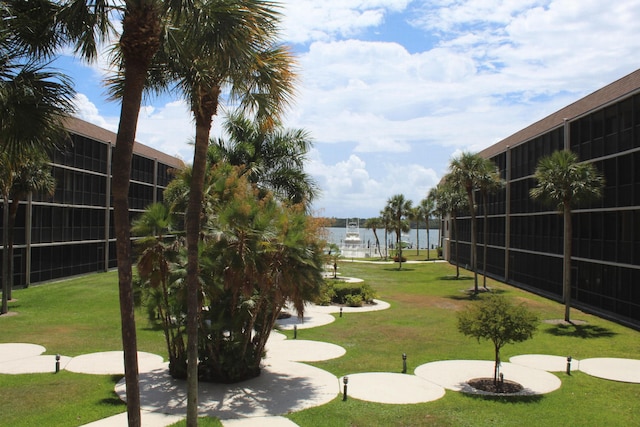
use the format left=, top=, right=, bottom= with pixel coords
left=63, top=1, right=640, bottom=219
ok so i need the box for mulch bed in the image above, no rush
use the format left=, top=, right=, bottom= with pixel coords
left=467, top=377, right=523, bottom=394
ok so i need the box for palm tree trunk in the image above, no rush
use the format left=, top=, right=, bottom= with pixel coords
left=186, top=88, right=220, bottom=426
left=113, top=7, right=163, bottom=425
left=2, top=197, right=9, bottom=314
left=7, top=196, right=23, bottom=300
left=426, top=216, right=431, bottom=261
left=416, top=221, right=420, bottom=257
left=467, top=190, right=478, bottom=293
left=483, top=193, right=488, bottom=289
left=453, top=212, right=460, bottom=279
left=563, top=205, right=572, bottom=322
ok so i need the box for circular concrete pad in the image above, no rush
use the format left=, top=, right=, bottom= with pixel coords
left=415, top=360, right=561, bottom=396
left=66, top=351, right=164, bottom=375
left=222, top=416, right=299, bottom=426
left=0, top=354, right=72, bottom=374
left=0, top=343, right=46, bottom=362
left=510, top=354, right=579, bottom=372
left=265, top=339, right=346, bottom=362
left=579, top=358, right=640, bottom=383
left=340, top=372, right=445, bottom=404
left=116, top=359, right=338, bottom=419
left=276, top=312, right=335, bottom=330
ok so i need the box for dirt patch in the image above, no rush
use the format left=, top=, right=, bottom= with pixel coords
left=468, top=377, right=523, bottom=394
left=0, top=311, right=19, bottom=318
left=393, top=294, right=464, bottom=311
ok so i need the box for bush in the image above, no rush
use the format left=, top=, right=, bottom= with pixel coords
left=316, top=280, right=377, bottom=306
left=344, top=294, right=363, bottom=307
left=393, top=255, right=407, bottom=262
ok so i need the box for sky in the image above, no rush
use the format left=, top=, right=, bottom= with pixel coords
left=57, top=0, right=640, bottom=219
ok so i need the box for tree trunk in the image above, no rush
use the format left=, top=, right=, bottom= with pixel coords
left=482, top=193, right=488, bottom=289
left=112, top=5, right=162, bottom=425
left=415, top=221, right=420, bottom=257
left=7, top=196, right=23, bottom=299
left=493, top=344, right=500, bottom=384
left=467, top=189, right=478, bottom=293
left=426, top=216, right=430, bottom=261
left=563, top=205, right=572, bottom=322
left=1, top=197, right=9, bottom=314
left=453, top=212, right=460, bottom=279
left=186, top=89, right=219, bottom=427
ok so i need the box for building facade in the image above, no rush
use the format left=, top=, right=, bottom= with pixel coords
left=0, top=117, right=183, bottom=287
left=445, top=69, right=640, bottom=329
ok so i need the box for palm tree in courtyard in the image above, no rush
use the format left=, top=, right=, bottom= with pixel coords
left=0, top=29, right=74, bottom=313
left=385, top=194, right=412, bottom=270
left=530, top=150, right=604, bottom=322
left=433, top=179, right=468, bottom=279
left=143, top=3, right=295, bottom=421
left=364, top=217, right=383, bottom=258
left=449, top=152, right=485, bottom=293
left=417, top=197, right=434, bottom=260
left=477, top=157, right=503, bottom=289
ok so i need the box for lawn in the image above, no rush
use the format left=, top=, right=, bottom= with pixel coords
left=0, top=262, right=638, bottom=426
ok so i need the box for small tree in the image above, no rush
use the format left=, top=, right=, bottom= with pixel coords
left=457, top=294, right=539, bottom=384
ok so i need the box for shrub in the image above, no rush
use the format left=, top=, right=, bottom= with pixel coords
left=344, top=294, right=363, bottom=307
left=393, top=255, right=407, bottom=262
left=316, top=281, right=377, bottom=306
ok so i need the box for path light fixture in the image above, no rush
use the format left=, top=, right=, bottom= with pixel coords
left=342, top=376, right=349, bottom=401
left=566, top=356, right=572, bottom=375
left=55, top=354, right=60, bottom=373
left=402, top=353, right=407, bottom=373
left=293, top=324, right=297, bottom=339
left=340, top=307, right=343, bottom=318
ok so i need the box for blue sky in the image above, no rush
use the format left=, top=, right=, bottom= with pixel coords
left=58, top=0, right=640, bottom=219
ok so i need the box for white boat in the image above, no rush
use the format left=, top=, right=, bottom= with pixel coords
left=341, top=218, right=369, bottom=257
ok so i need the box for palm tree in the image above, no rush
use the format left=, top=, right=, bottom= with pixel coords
left=409, top=206, right=420, bottom=256
left=530, top=150, right=604, bottom=322
left=149, top=3, right=295, bottom=421
left=380, top=206, right=392, bottom=260
left=449, top=152, right=485, bottom=293
left=433, top=179, right=468, bottom=279
left=5, top=151, right=56, bottom=298
left=212, top=112, right=318, bottom=207
left=0, top=26, right=74, bottom=313
left=418, top=196, right=435, bottom=260
left=477, top=158, right=502, bottom=289
left=385, top=194, right=412, bottom=270
left=363, top=217, right=383, bottom=259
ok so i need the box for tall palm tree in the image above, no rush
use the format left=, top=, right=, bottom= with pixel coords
left=363, top=217, right=383, bottom=259
left=380, top=206, right=392, bottom=260
left=433, top=179, right=468, bottom=279
left=5, top=151, right=56, bottom=298
left=449, top=152, right=485, bottom=293
left=149, top=3, right=295, bottom=422
left=409, top=206, right=420, bottom=256
left=385, top=194, right=412, bottom=270
left=530, top=150, right=604, bottom=322
left=417, top=196, right=434, bottom=260
left=477, top=158, right=502, bottom=289
left=0, top=20, right=74, bottom=313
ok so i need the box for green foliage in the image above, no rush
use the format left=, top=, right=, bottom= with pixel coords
left=457, top=294, right=539, bottom=382
left=317, top=280, right=377, bottom=307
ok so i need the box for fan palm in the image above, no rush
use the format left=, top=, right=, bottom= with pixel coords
left=385, top=194, right=412, bottom=270
left=449, top=152, right=485, bottom=293
left=530, top=150, right=604, bottom=322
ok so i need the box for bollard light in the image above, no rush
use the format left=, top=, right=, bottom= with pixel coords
left=402, top=353, right=407, bottom=374
left=55, top=354, right=61, bottom=373
left=566, top=356, right=572, bottom=375
left=293, top=324, right=297, bottom=339
left=342, top=376, right=349, bottom=401
left=340, top=307, right=343, bottom=318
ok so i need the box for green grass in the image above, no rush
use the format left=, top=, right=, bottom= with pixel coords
left=1, top=263, right=639, bottom=426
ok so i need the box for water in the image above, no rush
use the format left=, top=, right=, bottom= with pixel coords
left=325, top=227, right=441, bottom=251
